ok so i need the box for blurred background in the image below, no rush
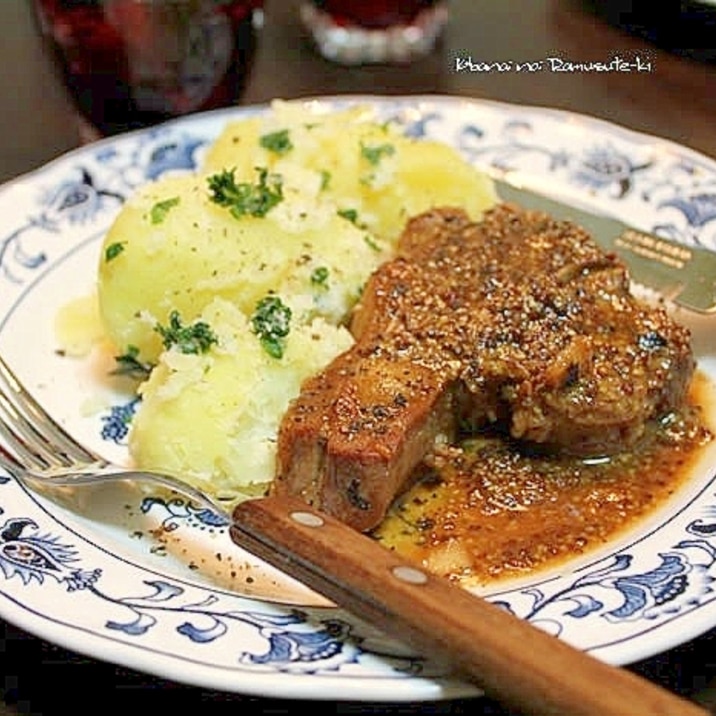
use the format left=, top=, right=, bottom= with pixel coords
left=2, top=0, right=715, bottom=184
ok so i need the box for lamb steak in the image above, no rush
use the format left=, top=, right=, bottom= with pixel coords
left=273, top=204, right=695, bottom=531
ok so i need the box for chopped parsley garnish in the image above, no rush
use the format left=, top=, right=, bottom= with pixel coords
left=104, top=242, right=126, bottom=262
left=259, top=129, right=293, bottom=155
left=337, top=207, right=359, bottom=225
left=363, top=234, right=381, bottom=252
left=360, top=141, right=395, bottom=166
left=251, top=295, right=292, bottom=359
left=207, top=167, right=283, bottom=219
left=112, top=345, right=152, bottom=379
left=155, top=311, right=218, bottom=355
left=310, top=266, right=330, bottom=287
left=150, top=196, right=180, bottom=224
left=319, top=170, right=332, bottom=191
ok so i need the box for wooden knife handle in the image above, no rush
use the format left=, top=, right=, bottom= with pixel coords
left=231, top=496, right=707, bottom=716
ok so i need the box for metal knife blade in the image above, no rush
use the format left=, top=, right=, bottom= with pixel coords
left=492, top=175, right=716, bottom=314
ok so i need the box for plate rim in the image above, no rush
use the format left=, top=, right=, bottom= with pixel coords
left=1, top=93, right=715, bottom=701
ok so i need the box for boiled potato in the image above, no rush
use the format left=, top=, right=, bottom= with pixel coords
left=98, top=171, right=387, bottom=362
left=359, top=136, right=498, bottom=241
left=203, top=101, right=497, bottom=245
left=201, top=114, right=265, bottom=180
left=130, top=298, right=353, bottom=499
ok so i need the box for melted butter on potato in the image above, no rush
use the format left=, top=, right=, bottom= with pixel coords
left=55, top=292, right=106, bottom=358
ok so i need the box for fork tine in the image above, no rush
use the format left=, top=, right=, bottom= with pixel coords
left=0, top=441, right=26, bottom=476
left=0, top=355, right=104, bottom=470
left=0, top=400, right=58, bottom=472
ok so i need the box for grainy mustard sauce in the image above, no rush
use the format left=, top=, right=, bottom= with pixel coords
left=374, top=373, right=715, bottom=586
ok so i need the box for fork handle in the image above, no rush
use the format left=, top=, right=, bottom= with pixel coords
left=231, top=495, right=707, bottom=716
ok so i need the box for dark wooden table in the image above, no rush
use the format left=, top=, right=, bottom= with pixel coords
left=2, top=1, right=716, bottom=714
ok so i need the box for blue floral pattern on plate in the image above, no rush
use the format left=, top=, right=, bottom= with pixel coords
left=0, top=97, right=715, bottom=701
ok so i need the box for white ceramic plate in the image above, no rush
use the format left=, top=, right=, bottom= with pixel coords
left=1, top=96, right=715, bottom=702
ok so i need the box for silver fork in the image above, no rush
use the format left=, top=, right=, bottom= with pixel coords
left=0, top=354, right=231, bottom=522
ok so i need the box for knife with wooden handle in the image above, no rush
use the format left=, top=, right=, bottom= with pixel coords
left=231, top=169, right=714, bottom=714
left=493, top=174, right=716, bottom=314
left=231, top=496, right=709, bottom=716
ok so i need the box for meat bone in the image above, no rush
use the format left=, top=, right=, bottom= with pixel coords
left=231, top=495, right=708, bottom=716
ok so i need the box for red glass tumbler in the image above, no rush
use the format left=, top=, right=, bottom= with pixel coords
left=33, top=0, right=264, bottom=138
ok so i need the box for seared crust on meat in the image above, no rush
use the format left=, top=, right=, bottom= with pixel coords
left=274, top=204, right=695, bottom=531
